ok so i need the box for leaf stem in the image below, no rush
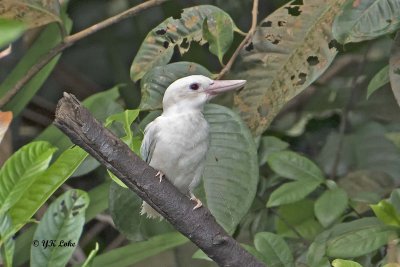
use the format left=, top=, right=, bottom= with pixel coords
left=0, top=0, right=168, bottom=109
left=216, top=0, right=259, bottom=79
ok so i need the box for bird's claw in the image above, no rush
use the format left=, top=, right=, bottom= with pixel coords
left=190, top=194, right=203, bottom=210
left=155, top=171, right=164, bottom=182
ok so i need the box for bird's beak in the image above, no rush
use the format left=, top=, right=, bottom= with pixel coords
left=205, top=79, right=246, bottom=97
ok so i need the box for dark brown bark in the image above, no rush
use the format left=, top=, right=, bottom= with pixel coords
left=54, top=93, right=265, bottom=267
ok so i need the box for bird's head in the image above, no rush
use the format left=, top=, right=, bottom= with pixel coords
left=162, top=75, right=246, bottom=113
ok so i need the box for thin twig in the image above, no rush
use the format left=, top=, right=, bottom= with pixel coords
left=0, top=0, right=168, bottom=108
left=216, top=0, right=259, bottom=79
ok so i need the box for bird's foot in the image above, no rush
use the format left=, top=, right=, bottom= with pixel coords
left=155, top=171, right=164, bottom=182
left=190, top=193, right=203, bottom=210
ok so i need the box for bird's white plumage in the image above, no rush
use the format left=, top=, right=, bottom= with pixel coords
left=140, top=75, right=246, bottom=218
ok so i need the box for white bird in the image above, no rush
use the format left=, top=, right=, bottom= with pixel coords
left=140, top=75, right=246, bottom=218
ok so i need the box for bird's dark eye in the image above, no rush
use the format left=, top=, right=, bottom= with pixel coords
left=189, top=83, right=199, bottom=90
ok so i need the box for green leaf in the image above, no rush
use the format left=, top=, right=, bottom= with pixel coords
left=371, top=200, right=400, bottom=227
left=333, top=0, right=400, bottom=44
left=0, top=0, right=61, bottom=29
left=326, top=218, right=396, bottom=258
left=0, top=19, right=25, bottom=48
left=254, top=232, right=294, bottom=267
left=390, top=31, right=400, bottom=107
left=90, top=232, right=187, bottom=267
left=0, top=5, right=72, bottom=116
left=367, top=65, right=389, bottom=99
left=0, top=214, right=14, bottom=267
left=276, top=200, right=323, bottom=240
left=386, top=132, right=400, bottom=149
left=233, top=0, right=345, bottom=135
left=267, top=151, right=325, bottom=182
left=82, top=243, right=99, bottom=267
left=258, top=136, right=289, bottom=166
left=130, top=5, right=235, bottom=81
left=8, top=147, right=87, bottom=232
left=332, top=259, right=362, bottom=267
left=315, top=188, right=348, bottom=227
left=31, top=189, right=89, bottom=267
left=202, top=11, right=234, bottom=64
left=203, top=104, right=259, bottom=233
left=0, top=141, right=57, bottom=214
left=13, top=182, right=109, bottom=267
left=105, top=109, right=140, bottom=187
left=139, top=62, right=211, bottom=110
left=307, top=230, right=332, bottom=267
left=267, top=179, right=321, bottom=207
left=109, top=182, right=175, bottom=240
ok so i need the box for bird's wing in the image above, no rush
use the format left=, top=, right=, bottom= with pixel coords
left=140, top=121, right=158, bottom=163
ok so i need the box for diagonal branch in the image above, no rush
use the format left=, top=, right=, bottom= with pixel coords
left=53, top=93, right=265, bottom=267
left=0, top=0, right=168, bottom=109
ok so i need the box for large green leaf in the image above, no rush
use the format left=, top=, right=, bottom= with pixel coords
left=139, top=62, right=211, bottom=110
left=13, top=181, right=109, bottom=267
left=314, top=188, right=348, bottom=227
left=8, top=147, right=87, bottom=231
left=31, top=190, right=89, bottom=267
left=0, top=141, right=56, bottom=214
left=0, top=0, right=61, bottom=29
left=267, top=179, right=321, bottom=207
left=390, top=31, right=400, bottom=107
left=326, top=218, right=396, bottom=258
left=254, top=232, right=294, bottom=267
left=90, top=232, right=187, bottom=267
left=0, top=5, right=72, bottom=116
left=333, top=0, right=400, bottom=44
left=130, top=5, right=235, bottom=81
left=267, top=151, right=325, bottom=182
left=233, top=0, right=346, bottom=135
left=0, top=19, right=25, bottom=48
left=203, top=104, right=258, bottom=233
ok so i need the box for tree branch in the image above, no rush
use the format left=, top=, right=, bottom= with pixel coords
left=216, top=0, right=259, bottom=79
left=53, top=93, right=265, bottom=267
left=0, top=0, right=168, bottom=108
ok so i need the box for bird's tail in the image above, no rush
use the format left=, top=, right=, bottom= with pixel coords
left=140, top=201, right=163, bottom=219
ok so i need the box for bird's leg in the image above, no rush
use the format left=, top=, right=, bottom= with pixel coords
left=190, top=192, right=203, bottom=210
left=155, top=171, right=164, bottom=182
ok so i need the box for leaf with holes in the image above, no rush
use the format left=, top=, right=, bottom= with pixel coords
left=202, top=12, right=234, bottom=64
left=390, top=31, right=400, bottom=107
left=130, top=5, right=235, bottom=81
left=203, top=104, right=258, bottom=233
left=333, top=0, right=400, bottom=44
left=233, top=0, right=346, bottom=136
left=30, top=190, right=89, bottom=267
left=140, top=62, right=211, bottom=110
left=0, top=0, right=61, bottom=29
